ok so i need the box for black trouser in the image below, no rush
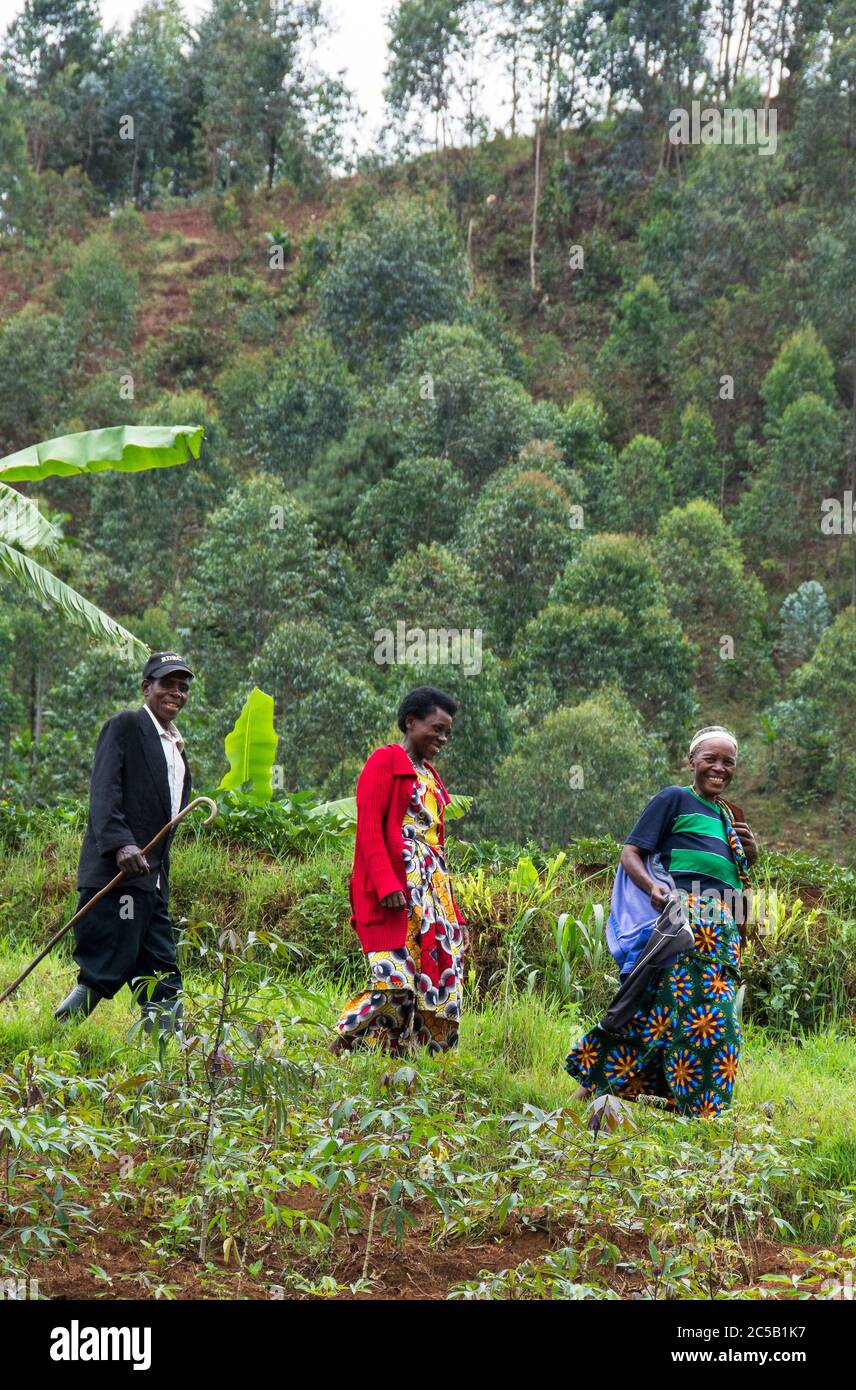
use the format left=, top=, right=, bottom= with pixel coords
left=73, top=882, right=181, bottom=1008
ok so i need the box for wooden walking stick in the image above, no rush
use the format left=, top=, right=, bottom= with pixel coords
left=0, top=796, right=218, bottom=1006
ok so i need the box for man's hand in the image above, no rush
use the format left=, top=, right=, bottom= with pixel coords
left=116, top=844, right=150, bottom=877
left=732, top=820, right=758, bottom=864
left=380, top=890, right=407, bottom=910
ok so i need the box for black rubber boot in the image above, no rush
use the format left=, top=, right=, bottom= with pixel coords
left=54, top=982, right=102, bottom=1021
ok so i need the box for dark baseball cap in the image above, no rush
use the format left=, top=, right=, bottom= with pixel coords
left=142, top=651, right=194, bottom=682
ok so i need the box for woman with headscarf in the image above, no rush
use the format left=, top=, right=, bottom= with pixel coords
left=332, top=686, right=470, bottom=1055
left=565, top=726, right=758, bottom=1117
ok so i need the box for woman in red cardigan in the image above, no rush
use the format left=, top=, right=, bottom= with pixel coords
left=333, top=686, right=470, bottom=1054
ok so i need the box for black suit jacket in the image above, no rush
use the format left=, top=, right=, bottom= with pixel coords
left=77, top=706, right=192, bottom=896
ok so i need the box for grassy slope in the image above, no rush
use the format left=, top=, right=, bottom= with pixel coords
left=0, top=821, right=854, bottom=1299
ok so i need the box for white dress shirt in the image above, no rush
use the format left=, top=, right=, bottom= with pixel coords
left=143, top=702, right=186, bottom=819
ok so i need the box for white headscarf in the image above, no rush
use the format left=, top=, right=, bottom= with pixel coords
left=689, top=725, right=738, bottom=758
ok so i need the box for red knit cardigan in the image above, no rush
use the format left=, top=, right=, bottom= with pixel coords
left=348, top=743, right=467, bottom=952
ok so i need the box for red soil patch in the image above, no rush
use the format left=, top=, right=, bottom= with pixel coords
left=26, top=1161, right=851, bottom=1301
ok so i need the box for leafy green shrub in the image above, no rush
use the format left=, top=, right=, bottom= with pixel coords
left=59, top=235, right=139, bottom=357
left=381, top=321, right=541, bottom=484
left=317, top=198, right=470, bottom=369
left=0, top=307, right=73, bottom=452
left=248, top=331, right=357, bottom=483
left=350, top=456, right=466, bottom=564
left=478, top=687, right=665, bottom=846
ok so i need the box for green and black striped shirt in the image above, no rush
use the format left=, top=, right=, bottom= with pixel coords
left=626, top=785, right=742, bottom=897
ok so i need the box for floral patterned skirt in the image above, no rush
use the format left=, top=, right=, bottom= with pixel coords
left=565, top=895, right=742, bottom=1118
left=336, top=867, right=465, bottom=1055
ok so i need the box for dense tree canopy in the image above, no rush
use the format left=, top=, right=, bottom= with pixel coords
left=0, top=0, right=854, bottom=842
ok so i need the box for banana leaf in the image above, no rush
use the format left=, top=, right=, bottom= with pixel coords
left=218, top=687, right=279, bottom=803
left=0, top=482, right=62, bottom=552
left=0, top=424, right=204, bottom=481
left=0, top=540, right=148, bottom=660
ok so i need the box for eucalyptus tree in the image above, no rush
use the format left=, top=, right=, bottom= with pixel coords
left=2, top=0, right=111, bottom=174
left=104, top=0, right=189, bottom=206
left=193, top=0, right=336, bottom=191
left=384, top=0, right=471, bottom=152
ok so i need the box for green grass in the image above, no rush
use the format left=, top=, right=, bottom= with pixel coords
left=1, top=824, right=855, bottom=1297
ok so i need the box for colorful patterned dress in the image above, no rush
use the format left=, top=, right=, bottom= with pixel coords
left=336, top=760, right=465, bottom=1054
left=566, top=792, right=750, bottom=1118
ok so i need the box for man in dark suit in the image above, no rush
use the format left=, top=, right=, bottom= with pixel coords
left=53, top=652, right=194, bottom=1031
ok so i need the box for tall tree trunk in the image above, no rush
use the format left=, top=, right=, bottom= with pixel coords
left=267, top=131, right=276, bottom=190
left=530, top=117, right=542, bottom=294
left=765, top=1, right=788, bottom=110
left=735, top=0, right=755, bottom=77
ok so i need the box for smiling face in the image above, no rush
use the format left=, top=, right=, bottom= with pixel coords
left=143, top=672, right=191, bottom=728
left=689, top=737, right=736, bottom=800
left=404, top=705, right=454, bottom=762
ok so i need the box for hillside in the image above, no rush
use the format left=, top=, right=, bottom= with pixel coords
left=0, top=129, right=853, bottom=862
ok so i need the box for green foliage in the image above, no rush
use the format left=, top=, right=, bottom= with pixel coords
left=350, top=455, right=466, bottom=563
left=550, top=532, right=664, bottom=617
left=669, top=405, right=721, bottom=506
left=595, top=275, right=672, bottom=434
left=369, top=542, right=482, bottom=634
left=249, top=619, right=388, bottom=794
left=760, top=326, right=838, bottom=424
left=317, top=198, right=470, bottom=369
left=462, top=447, right=584, bottom=650
left=84, top=395, right=232, bottom=614
left=248, top=331, right=357, bottom=483
left=478, top=687, right=664, bottom=845
left=298, top=422, right=399, bottom=544
left=778, top=581, right=830, bottom=668
left=381, top=321, right=541, bottom=484
left=653, top=501, right=772, bottom=694
left=734, top=393, right=843, bottom=570
left=58, top=235, right=139, bottom=358
left=766, top=607, right=856, bottom=811
left=512, top=599, right=697, bottom=737
left=182, top=477, right=339, bottom=706
left=0, top=307, right=73, bottom=453
left=608, top=434, right=672, bottom=534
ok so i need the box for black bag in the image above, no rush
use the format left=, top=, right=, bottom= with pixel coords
left=599, top=884, right=695, bottom=1036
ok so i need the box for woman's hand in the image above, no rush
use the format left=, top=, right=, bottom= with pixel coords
left=460, top=925, right=471, bottom=955
left=732, top=820, right=758, bottom=864
left=380, top=890, right=407, bottom=910
left=649, top=882, right=671, bottom=912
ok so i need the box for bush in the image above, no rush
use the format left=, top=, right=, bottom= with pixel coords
left=317, top=198, right=470, bottom=369
left=248, top=331, right=357, bottom=483
left=462, top=450, right=585, bottom=650
left=778, top=581, right=831, bottom=668
left=350, top=456, right=466, bottom=563
left=382, top=322, right=542, bottom=485
left=478, top=687, right=665, bottom=846
left=653, top=501, right=773, bottom=694
left=59, top=235, right=139, bottom=357
left=0, top=307, right=73, bottom=452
